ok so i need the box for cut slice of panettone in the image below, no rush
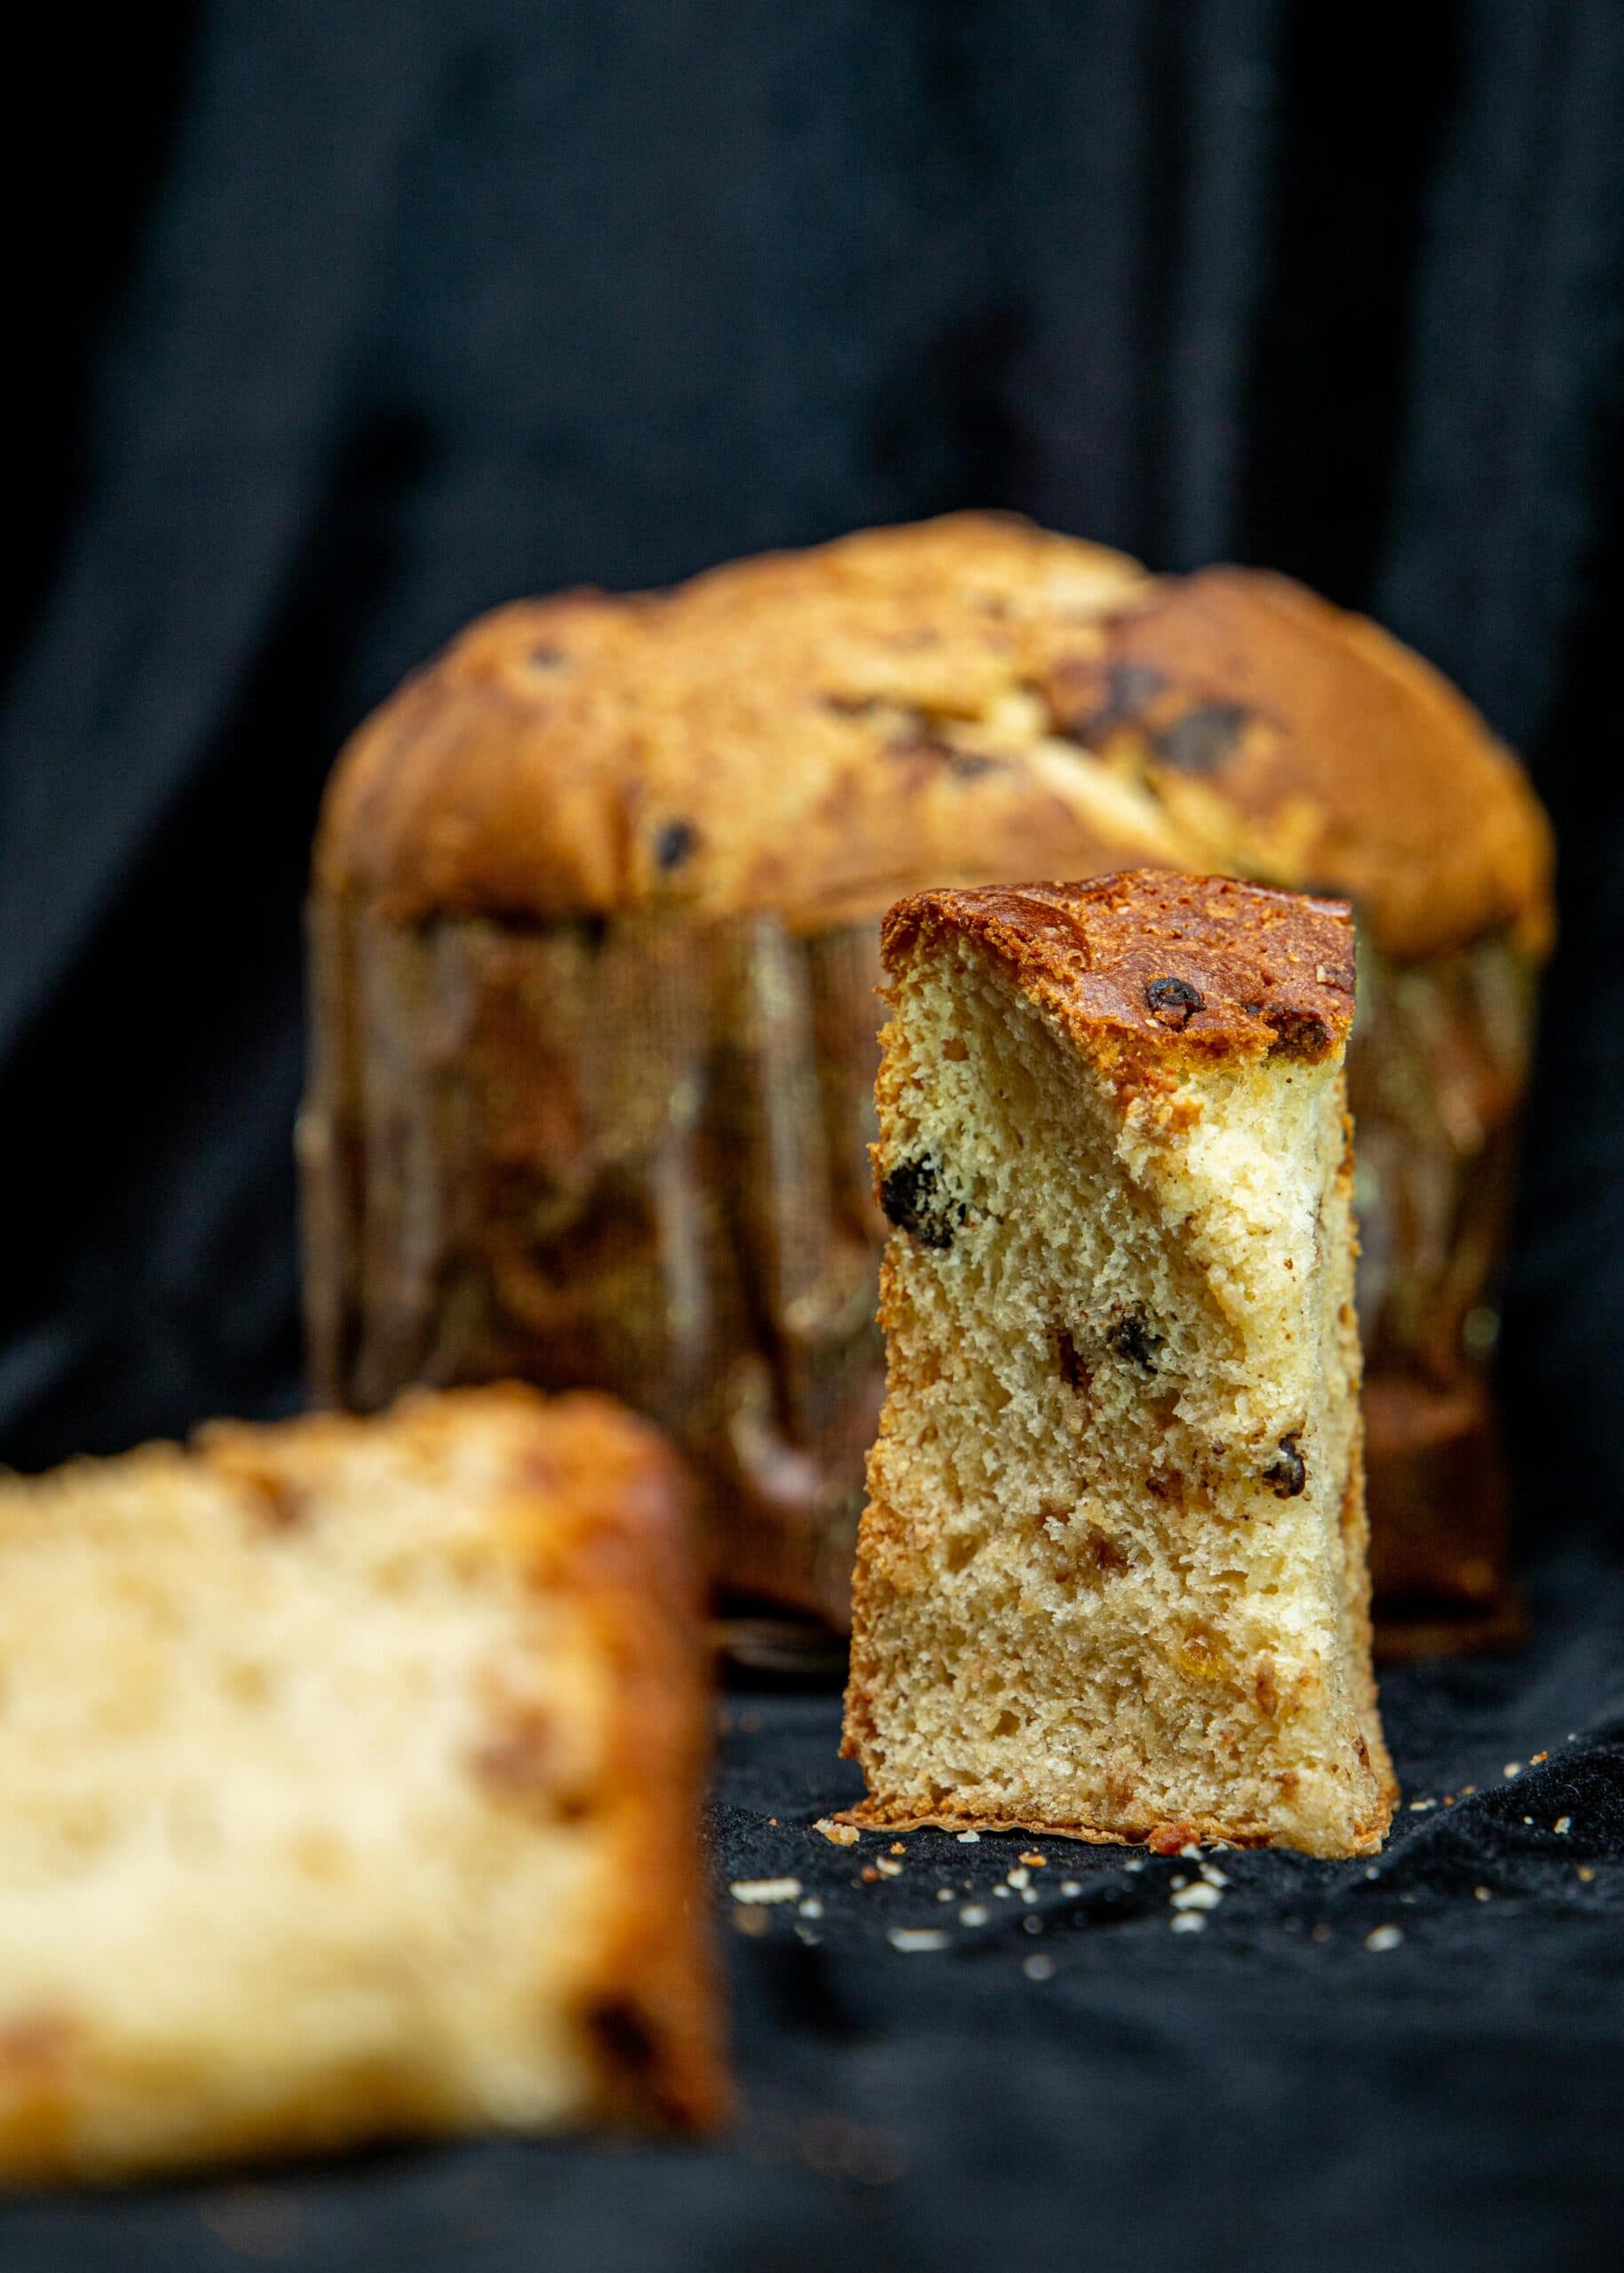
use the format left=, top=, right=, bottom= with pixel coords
left=0, top=1385, right=723, bottom=2185
left=842, top=870, right=1396, bottom=1858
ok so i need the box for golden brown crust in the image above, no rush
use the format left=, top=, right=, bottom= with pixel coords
left=315, top=514, right=1550, bottom=960
left=489, top=1390, right=727, bottom=2132
left=315, top=515, right=1168, bottom=932
left=1042, top=567, right=1555, bottom=960
left=881, top=870, right=1357, bottom=1074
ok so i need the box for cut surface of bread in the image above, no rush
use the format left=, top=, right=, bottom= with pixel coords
left=0, top=1386, right=722, bottom=2185
left=843, top=872, right=1396, bottom=1857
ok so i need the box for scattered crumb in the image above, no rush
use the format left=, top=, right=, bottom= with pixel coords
left=768, top=1818, right=778, bottom=1826
left=1531, top=1751, right=1549, bottom=1764
left=1169, top=1913, right=1206, bottom=1935
left=955, top=1830, right=980, bottom=1844
left=1473, top=1887, right=1492, bottom=1903
left=1408, top=1799, right=1436, bottom=1813
left=1200, top=1862, right=1229, bottom=1889
left=1020, top=1888, right=1039, bottom=1905
left=1523, top=1817, right=1533, bottom=1826
left=993, top=1886, right=1011, bottom=1900
left=960, top=1905, right=990, bottom=1928
left=1365, top=1925, right=1403, bottom=1953
left=1123, top=1857, right=1144, bottom=1873
left=1578, top=1865, right=1596, bottom=1883
left=795, top=1924, right=821, bottom=1945
left=1060, top=1880, right=1081, bottom=1897
left=889, top=1841, right=907, bottom=1857
left=888, top=1928, right=950, bottom=1953
left=1503, top=1763, right=1522, bottom=1779
left=1018, top=1852, right=1048, bottom=1867
left=1007, top=1867, right=1031, bottom=1891
left=1461, top=1784, right=1477, bottom=1796
left=875, top=1857, right=903, bottom=1880
left=1170, top=1875, right=1188, bottom=1891
left=1444, top=1796, right=1455, bottom=1808
left=731, top=1877, right=802, bottom=1905
left=861, top=1866, right=880, bottom=1884
left=1170, top=1882, right=1221, bottom=1913
left=1022, top=1953, right=1056, bottom=1981
left=936, top=1887, right=955, bottom=1904
left=815, top=1818, right=859, bottom=1847
left=1364, top=1865, right=1379, bottom=1881
left=1555, top=1816, right=1573, bottom=1835
left=797, top=1897, right=823, bottom=1919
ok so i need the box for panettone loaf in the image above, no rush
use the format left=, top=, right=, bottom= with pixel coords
left=0, top=1386, right=721, bottom=2184
left=305, top=512, right=1553, bottom=1639
left=843, top=872, right=1395, bottom=1857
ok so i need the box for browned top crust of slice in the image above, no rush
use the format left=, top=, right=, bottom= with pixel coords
left=314, top=512, right=1551, bottom=960
left=882, top=870, right=1357, bottom=1072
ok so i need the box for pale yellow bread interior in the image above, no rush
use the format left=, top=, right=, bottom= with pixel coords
left=843, top=882, right=1396, bottom=1857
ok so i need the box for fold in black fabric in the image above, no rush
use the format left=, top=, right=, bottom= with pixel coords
left=4, top=5, right=1624, bottom=2261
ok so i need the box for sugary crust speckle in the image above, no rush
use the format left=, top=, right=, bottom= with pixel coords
left=881, top=870, right=1358, bottom=1073
left=315, top=513, right=1551, bottom=960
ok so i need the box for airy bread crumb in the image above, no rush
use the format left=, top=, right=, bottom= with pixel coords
left=842, top=874, right=1396, bottom=1858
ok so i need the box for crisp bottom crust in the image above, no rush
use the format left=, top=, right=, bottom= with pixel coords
left=836, top=1798, right=1391, bottom=1859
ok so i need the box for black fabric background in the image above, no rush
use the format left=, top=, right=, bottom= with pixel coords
left=5, top=5, right=1624, bottom=2263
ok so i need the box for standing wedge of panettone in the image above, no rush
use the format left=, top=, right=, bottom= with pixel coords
left=0, top=1385, right=723, bottom=2185
left=842, top=871, right=1396, bottom=1857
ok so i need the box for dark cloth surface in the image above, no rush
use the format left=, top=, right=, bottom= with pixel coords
left=6, top=3, right=1624, bottom=2260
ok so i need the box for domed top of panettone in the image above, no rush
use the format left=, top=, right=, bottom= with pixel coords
left=314, top=512, right=1553, bottom=962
